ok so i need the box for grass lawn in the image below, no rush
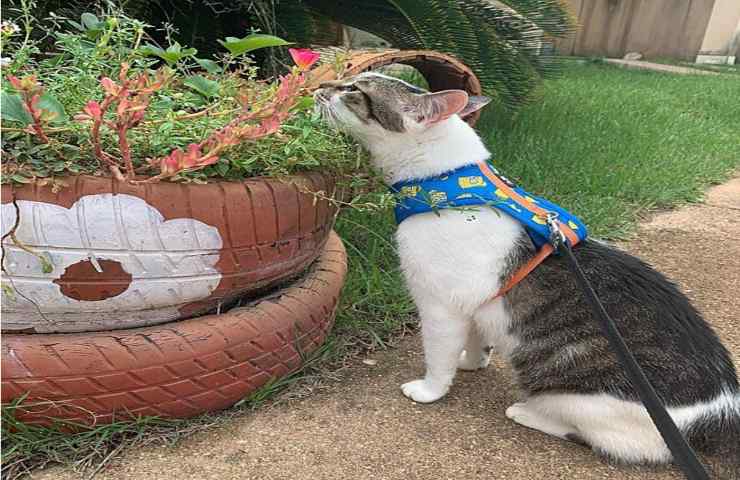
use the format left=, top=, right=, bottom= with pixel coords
left=3, top=62, right=739, bottom=478
left=479, top=61, right=740, bottom=238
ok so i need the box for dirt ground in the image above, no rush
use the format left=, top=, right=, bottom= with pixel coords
left=32, top=177, right=740, bottom=480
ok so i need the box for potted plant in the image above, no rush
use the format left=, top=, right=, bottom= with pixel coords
left=1, top=10, right=353, bottom=333
left=0, top=7, right=355, bottom=426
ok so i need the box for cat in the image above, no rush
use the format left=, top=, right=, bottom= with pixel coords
left=314, top=72, right=740, bottom=468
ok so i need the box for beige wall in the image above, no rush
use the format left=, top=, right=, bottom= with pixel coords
left=555, top=0, right=716, bottom=60
left=698, top=0, right=740, bottom=57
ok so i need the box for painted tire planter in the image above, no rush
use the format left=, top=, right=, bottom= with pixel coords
left=310, top=49, right=484, bottom=126
left=1, top=231, right=346, bottom=426
left=1, top=173, right=337, bottom=333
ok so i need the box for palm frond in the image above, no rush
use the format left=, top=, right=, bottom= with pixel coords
left=28, top=0, right=575, bottom=108
left=278, top=0, right=575, bottom=109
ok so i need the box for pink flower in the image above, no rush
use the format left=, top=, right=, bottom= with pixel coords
left=289, top=48, right=320, bottom=71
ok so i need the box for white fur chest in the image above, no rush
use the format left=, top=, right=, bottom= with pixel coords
left=395, top=207, right=525, bottom=316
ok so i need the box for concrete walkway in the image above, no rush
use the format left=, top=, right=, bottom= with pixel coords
left=604, top=59, right=721, bottom=75
left=33, top=178, right=740, bottom=480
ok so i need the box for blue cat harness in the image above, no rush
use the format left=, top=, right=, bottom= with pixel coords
left=390, top=161, right=588, bottom=298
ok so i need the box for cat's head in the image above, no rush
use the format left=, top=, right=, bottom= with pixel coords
left=313, top=72, right=489, bottom=144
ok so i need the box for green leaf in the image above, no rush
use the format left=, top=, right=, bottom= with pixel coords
left=2, top=283, right=17, bottom=301
left=80, top=13, right=104, bottom=39
left=291, top=96, right=315, bottom=112
left=38, top=93, right=68, bottom=123
left=138, top=44, right=165, bottom=57
left=42, top=53, right=68, bottom=67
left=1, top=92, right=32, bottom=125
left=167, top=42, right=197, bottom=58
left=39, top=255, right=53, bottom=274
left=138, top=42, right=197, bottom=66
left=80, top=13, right=101, bottom=30
left=183, top=75, right=220, bottom=99
left=10, top=174, right=31, bottom=183
left=1, top=92, right=66, bottom=127
left=215, top=162, right=230, bottom=177
left=217, top=34, right=292, bottom=56
left=67, top=19, right=84, bottom=31
left=195, top=58, right=222, bottom=74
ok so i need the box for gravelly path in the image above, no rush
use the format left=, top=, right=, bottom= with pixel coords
left=32, top=178, right=740, bottom=480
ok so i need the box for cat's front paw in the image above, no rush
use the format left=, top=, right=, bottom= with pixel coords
left=457, top=350, right=491, bottom=371
left=401, top=379, right=448, bottom=403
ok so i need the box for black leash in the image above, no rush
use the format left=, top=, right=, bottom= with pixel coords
left=547, top=219, right=711, bottom=480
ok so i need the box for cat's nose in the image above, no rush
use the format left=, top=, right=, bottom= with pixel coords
left=313, top=87, right=331, bottom=102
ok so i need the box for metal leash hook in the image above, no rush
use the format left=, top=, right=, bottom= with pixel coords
left=548, top=217, right=711, bottom=480
left=545, top=212, right=566, bottom=248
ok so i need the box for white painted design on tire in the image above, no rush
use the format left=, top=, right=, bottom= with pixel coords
left=1, top=194, right=223, bottom=331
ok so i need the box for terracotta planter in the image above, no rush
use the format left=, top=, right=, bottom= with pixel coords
left=1, top=232, right=347, bottom=426
left=0, top=174, right=337, bottom=333
left=309, top=49, right=484, bottom=126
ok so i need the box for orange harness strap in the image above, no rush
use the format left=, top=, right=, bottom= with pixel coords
left=477, top=162, right=581, bottom=301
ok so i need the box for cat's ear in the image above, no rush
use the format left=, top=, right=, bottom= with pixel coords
left=460, top=95, right=492, bottom=118
left=417, top=90, right=469, bottom=124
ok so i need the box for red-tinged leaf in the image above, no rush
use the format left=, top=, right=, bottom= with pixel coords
left=196, top=154, right=219, bottom=168
left=83, top=100, right=102, bottom=119
left=141, top=69, right=170, bottom=93
left=28, top=93, right=41, bottom=109
left=131, top=109, right=146, bottom=125
left=39, top=109, right=58, bottom=122
left=260, top=117, right=281, bottom=135
left=100, top=77, right=119, bottom=96
left=7, top=75, right=22, bottom=90
left=118, top=63, right=130, bottom=83
left=135, top=74, right=147, bottom=90
left=181, top=143, right=203, bottom=169
left=160, top=150, right=183, bottom=175
left=116, top=98, right=130, bottom=116
left=8, top=75, right=40, bottom=92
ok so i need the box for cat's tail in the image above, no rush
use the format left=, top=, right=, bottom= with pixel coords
left=681, top=389, right=740, bottom=479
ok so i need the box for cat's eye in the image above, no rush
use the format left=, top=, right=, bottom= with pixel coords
left=339, top=84, right=358, bottom=92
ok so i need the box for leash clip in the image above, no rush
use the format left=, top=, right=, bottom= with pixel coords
left=546, top=212, right=566, bottom=248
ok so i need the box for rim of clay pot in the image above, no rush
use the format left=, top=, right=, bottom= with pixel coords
left=1, top=231, right=347, bottom=426
left=1, top=173, right=338, bottom=333
left=309, top=49, right=483, bottom=126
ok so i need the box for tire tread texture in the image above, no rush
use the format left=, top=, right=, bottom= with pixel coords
left=1, top=232, right=347, bottom=426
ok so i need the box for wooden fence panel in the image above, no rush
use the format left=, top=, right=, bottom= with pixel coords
left=555, top=0, right=716, bottom=60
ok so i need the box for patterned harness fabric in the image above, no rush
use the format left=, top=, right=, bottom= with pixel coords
left=390, top=162, right=588, bottom=250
